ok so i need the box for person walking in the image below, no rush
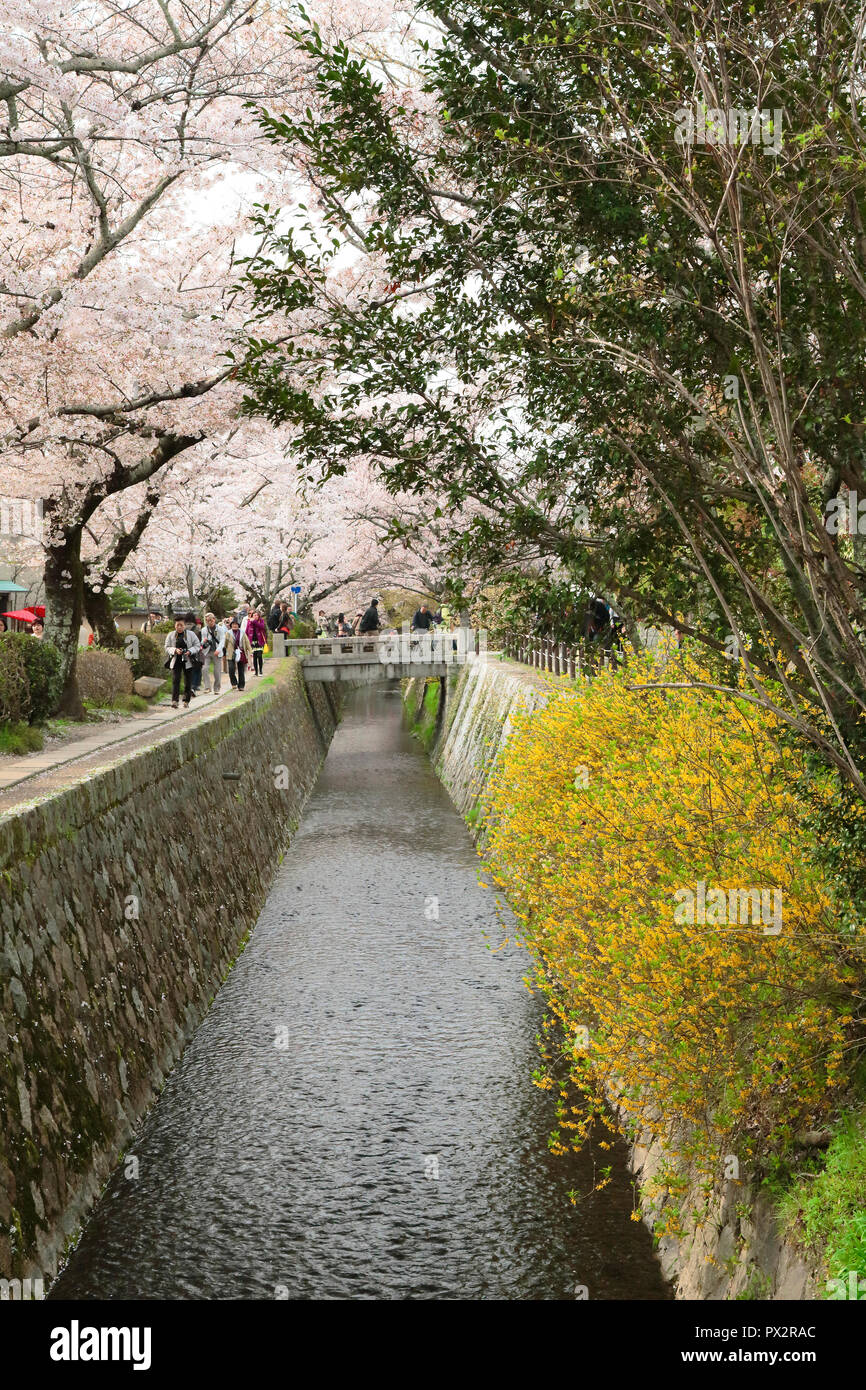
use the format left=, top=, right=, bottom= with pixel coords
left=200, top=612, right=226, bottom=694
left=358, top=598, right=382, bottom=633
left=226, top=618, right=253, bottom=690
left=336, top=612, right=353, bottom=637
left=247, top=608, right=267, bottom=676
left=182, top=612, right=203, bottom=696
left=275, top=602, right=293, bottom=654
left=165, top=618, right=200, bottom=708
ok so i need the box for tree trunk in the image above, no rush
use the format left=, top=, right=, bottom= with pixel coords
left=43, top=523, right=85, bottom=718
left=41, top=435, right=201, bottom=716
left=83, top=584, right=122, bottom=649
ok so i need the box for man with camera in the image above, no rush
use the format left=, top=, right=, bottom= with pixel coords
left=164, top=617, right=201, bottom=709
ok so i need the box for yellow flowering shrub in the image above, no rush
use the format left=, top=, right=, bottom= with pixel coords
left=483, top=654, right=863, bottom=1210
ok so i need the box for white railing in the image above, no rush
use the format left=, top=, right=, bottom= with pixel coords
left=274, top=629, right=487, bottom=665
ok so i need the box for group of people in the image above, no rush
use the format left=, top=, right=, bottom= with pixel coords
left=161, top=595, right=458, bottom=708
left=163, top=608, right=268, bottom=709
left=314, top=598, right=385, bottom=637
left=313, top=600, right=451, bottom=637
left=0, top=616, right=44, bottom=638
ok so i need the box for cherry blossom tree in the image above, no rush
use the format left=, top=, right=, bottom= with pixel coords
left=117, top=449, right=452, bottom=619
left=0, top=0, right=401, bottom=709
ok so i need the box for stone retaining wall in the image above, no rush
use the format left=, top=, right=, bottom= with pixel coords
left=406, top=657, right=818, bottom=1301
left=0, top=660, right=339, bottom=1283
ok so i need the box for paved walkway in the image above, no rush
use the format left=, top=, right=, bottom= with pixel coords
left=0, top=670, right=274, bottom=816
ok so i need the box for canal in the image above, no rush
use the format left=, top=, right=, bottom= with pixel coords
left=51, top=682, right=669, bottom=1301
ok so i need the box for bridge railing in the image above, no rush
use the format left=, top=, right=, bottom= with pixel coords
left=277, top=630, right=488, bottom=664
left=501, top=632, right=620, bottom=678
left=282, top=637, right=381, bottom=658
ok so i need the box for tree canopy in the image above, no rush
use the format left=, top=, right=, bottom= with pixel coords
left=238, top=0, right=866, bottom=793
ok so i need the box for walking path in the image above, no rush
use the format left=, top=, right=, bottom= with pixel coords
left=0, top=670, right=274, bottom=817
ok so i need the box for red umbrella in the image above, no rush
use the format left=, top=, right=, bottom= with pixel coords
left=31, top=606, right=45, bottom=619
left=1, top=609, right=38, bottom=622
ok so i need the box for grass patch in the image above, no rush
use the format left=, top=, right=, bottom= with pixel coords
left=779, top=1112, right=866, bottom=1295
left=405, top=677, right=442, bottom=752
left=0, top=722, right=44, bottom=755
left=84, top=694, right=150, bottom=715
left=111, top=694, right=150, bottom=713
left=235, top=675, right=275, bottom=702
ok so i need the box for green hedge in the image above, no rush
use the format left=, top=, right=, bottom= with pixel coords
left=130, top=632, right=165, bottom=679
left=22, top=637, right=62, bottom=721
left=0, top=633, right=62, bottom=722
left=0, top=638, right=30, bottom=724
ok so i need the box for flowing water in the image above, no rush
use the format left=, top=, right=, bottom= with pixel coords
left=51, top=682, right=670, bottom=1301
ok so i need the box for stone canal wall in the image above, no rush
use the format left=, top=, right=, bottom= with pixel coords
left=0, top=660, right=339, bottom=1283
left=405, top=657, right=818, bottom=1301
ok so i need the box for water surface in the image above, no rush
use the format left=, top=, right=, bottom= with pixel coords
left=51, top=682, right=669, bottom=1300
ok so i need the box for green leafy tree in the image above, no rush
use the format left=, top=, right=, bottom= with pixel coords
left=238, top=0, right=866, bottom=800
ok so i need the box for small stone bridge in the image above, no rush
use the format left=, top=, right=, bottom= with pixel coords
left=274, top=631, right=485, bottom=683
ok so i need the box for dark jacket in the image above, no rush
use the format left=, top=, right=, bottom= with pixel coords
left=164, top=628, right=201, bottom=669
left=411, top=609, right=434, bottom=630
left=358, top=604, right=381, bottom=633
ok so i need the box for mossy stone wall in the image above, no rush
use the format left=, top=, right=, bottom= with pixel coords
left=0, top=659, right=339, bottom=1281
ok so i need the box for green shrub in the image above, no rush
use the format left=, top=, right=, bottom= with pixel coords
left=152, top=619, right=176, bottom=634
left=129, top=632, right=165, bottom=680
left=289, top=618, right=315, bottom=638
left=202, top=584, right=237, bottom=619
left=76, top=648, right=134, bottom=706
left=780, top=1113, right=866, bottom=1293
left=109, top=583, right=138, bottom=612
left=0, top=631, right=61, bottom=721
left=0, top=722, right=43, bottom=755
left=19, top=637, right=62, bottom=721
left=0, top=636, right=31, bottom=724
